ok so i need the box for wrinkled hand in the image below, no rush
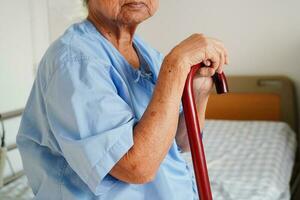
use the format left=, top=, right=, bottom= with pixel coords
left=167, top=34, right=229, bottom=100
left=170, top=34, right=229, bottom=75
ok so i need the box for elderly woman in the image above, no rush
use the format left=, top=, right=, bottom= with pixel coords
left=17, top=0, right=228, bottom=199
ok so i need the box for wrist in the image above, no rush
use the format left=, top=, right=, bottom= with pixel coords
left=164, top=50, right=190, bottom=76
left=160, top=55, right=189, bottom=94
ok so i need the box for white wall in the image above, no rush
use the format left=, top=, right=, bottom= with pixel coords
left=138, top=0, right=300, bottom=126
left=0, top=0, right=37, bottom=176
left=47, top=0, right=86, bottom=42
left=0, top=0, right=35, bottom=113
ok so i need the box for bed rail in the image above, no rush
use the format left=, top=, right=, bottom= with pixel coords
left=0, top=108, right=24, bottom=121
left=0, top=108, right=24, bottom=186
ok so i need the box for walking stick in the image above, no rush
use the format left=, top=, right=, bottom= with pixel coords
left=182, top=63, right=229, bottom=200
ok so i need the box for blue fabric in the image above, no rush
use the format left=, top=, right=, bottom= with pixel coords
left=17, top=19, right=197, bottom=200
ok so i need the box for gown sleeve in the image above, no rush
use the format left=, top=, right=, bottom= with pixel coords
left=44, top=58, right=136, bottom=195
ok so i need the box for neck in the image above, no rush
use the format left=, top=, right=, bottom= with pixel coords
left=87, top=14, right=137, bottom=51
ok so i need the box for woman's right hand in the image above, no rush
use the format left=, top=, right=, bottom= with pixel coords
left=166, top=33, right=229, bottom=76
left=165, top=34, right=230, bottom=151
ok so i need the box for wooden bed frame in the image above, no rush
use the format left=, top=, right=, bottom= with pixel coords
left=207, top=76, right=298, bottom=132
left=206, top=75, right=299, bottom=199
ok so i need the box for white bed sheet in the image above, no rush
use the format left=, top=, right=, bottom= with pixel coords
left=182, top=120, right=297, bottom=200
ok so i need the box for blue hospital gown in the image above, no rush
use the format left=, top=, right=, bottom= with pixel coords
left=17, top=19, right=198, bottom=200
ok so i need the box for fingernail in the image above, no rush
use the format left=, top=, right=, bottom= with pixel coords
left=204, top=60, right=211, bottom=66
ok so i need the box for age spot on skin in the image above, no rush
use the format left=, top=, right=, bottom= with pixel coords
left=150, top=111, right=157, bottom=117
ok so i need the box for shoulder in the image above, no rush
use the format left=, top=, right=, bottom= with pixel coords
left=38, top=21, right=113, bottom=92
left=44, top=21, right=111, bottom=68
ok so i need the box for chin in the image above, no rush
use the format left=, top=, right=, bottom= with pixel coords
left=119, top=10, right=152, bottom=25
left=122, top=18, right=148, bottom=25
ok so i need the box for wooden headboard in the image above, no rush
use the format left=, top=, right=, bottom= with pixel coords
left=206, top=76, right=298, bottom=133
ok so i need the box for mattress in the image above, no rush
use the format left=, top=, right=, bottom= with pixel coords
left=182, top=120, right=297, bottom=200
left=0, top=120, right=296, bottom=200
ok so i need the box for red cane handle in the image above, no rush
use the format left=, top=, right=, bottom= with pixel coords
left=182, top=63, right=228, bottom=200
left=213, top=72, right=229, bottom=94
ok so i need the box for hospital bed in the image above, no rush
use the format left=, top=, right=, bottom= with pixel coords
left=0, top=76, right=299, bottom=200
left=182, top=76, right=299, bottom=200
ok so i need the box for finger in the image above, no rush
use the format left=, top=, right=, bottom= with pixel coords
left=222, top=47, right=229, bottom=65
left=207, top=48, right=220, bottom=72
left=214, top=47, right=225, bottom=73
left=225, top=54, right=229, bottom=65
left=198, top=67, right=215, bottom=77
left=203, top=60, right=211, bottom=66
left=198, top=60, right=211, bottom=75
left=211, top=40, right=229, bottom=65
left=217, top=53, right=224, bottom=73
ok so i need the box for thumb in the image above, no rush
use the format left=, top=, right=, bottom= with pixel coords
left=203, top=60, right=211, bottom=66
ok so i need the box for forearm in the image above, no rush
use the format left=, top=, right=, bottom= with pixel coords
left=110, top=56, right=188, bottom=183
left=175, top=96, right=209, bottom=152
left=110, top=32, right=228, bottom=183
